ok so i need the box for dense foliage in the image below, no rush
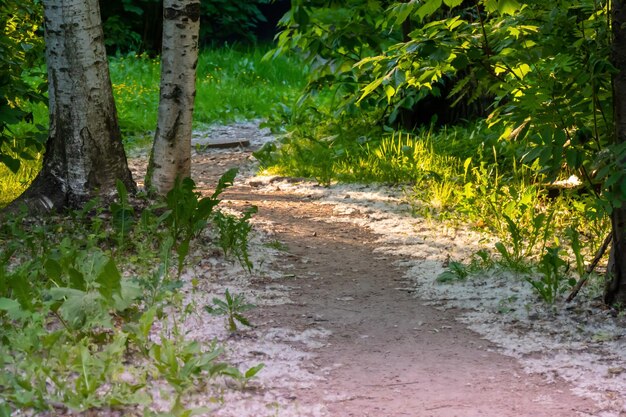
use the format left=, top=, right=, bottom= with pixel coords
left=0, top=172, right=261, bottom=414
left=254, top=0, right=625, bottom=303
left=0, top=0, right=45, bottom=174
left=266, top=0, right=625, bottom=206
left=100, top=0, right=279, bottom=53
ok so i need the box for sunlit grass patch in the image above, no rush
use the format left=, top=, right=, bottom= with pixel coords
left=0, top=156, right=41, bottom=208
left=0, top=100, right=46, bottom=208
left=109, top=45, right=307, bottom=147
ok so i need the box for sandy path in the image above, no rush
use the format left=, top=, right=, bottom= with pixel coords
left=221, top=187, right=598, bottom=417
left=127, top=121, right=621, bottom=416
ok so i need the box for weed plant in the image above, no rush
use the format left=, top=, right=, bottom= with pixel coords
left=204, top=289, right=256, bottom=332
left=0, top=171, right=261, bottom=415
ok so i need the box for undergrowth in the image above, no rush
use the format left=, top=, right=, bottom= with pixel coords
left=0, top=170, right=260, bottom=415
left=256, top=112, right=611, bottom=305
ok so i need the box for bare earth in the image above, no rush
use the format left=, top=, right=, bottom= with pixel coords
left=128, top=121, right=625, bottom=417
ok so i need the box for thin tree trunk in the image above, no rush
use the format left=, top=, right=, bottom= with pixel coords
left=146, top=0, right=200, bottom=195
left=10, top=0, right=134, bottom=213
left=605, top=0, right=626, bottom=305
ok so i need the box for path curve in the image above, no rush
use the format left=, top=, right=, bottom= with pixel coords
left=128, top=121, right=620, bottom=416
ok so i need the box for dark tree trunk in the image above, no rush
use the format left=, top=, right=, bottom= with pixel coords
left=605, top=0, right=626, bottom=305
left=9, top=0, right=135, bottom=213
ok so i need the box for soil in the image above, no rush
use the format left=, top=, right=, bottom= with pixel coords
left=127, top=121, right=624, bottom=417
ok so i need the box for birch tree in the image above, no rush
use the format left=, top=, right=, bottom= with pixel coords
left=146, top=0, right=201, bottom=195
left=12, top=0, right=134, bottom=212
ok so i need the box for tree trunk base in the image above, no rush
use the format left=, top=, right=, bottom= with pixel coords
left=4, top=172, right=68, bottom=215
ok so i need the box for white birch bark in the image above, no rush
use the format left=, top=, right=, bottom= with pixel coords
left=15, top=0, right=134, bottom=211
left=147, top=0, right=201, bottom=195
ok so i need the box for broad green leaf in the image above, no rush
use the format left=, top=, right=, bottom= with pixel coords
left=48, top=287, right=87, bottom=300
left=95, top=257, right=122, bottom=301
left=68, top=267, right=85, bottom=290
left=417, top=0, right=443, bottom=20
left=384, top=84, right=396, bottom=104
left=390, top=1, right=418, bottom=26
left=44, top=258, right=63, bottom=281
left=113, top=280, right=142, bottom=311
left=485, top=0, right=521, bottom=15
left=0, top=154, right=20, bottom=173
left=498, top=0, right=521, bottom=15
left=0, top=297, right=29, bottom=320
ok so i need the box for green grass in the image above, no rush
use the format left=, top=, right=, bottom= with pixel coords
left=256, top=113, right=611, bottom=295
left=0, top=100, right=47, bottom=207
left=0, top=158, right=41, bottom=207
left=109, top=45, right=307, bottom=147
left=1, top=44, right=307, bottom=207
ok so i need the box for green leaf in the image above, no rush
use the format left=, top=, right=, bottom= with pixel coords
left=44, top=258, right=63, bottom=282
left=244, top=363, right=265, bottom=379
left=225, top=289, right=233, bottom=305
left=122, top=4, right=144, bottom=15
left=391, top=2, right=417, bottom=26
left=95, top=257, right=122, bottom=301
left=485, top=0, right=521, bottom=15
left=443, top=0, right=464, bottom=7
left=384, top=84, right=396, bottom=104
left=417, top=0, right=443, bottom=20
left=0, top=402, right=12, bottom=417
left=495, top=242, right=510, bottom=259
left=212, top=168, right=238, bottom=198
left=234, top=313, right=252, bottom=327
left=0, top=297, right=29, bottom=320
left=116, top=179, right=128, bottom=203
left=68, top=267, right=86, bottom=290
left=358, top=77, right=384, bottom=103
left=0, top=154, right=20, bottom=173
left=220, top=366, right=243, bottom=379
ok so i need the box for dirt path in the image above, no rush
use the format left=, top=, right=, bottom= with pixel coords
left=229, top=190, right=598, bottom=417
left=129, top=122, right=619, bottom=416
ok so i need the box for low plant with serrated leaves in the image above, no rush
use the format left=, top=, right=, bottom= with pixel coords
left=220, top=363, right=265, bottom=390
left=162, top=168, right=238, bottom=277
left=205, top=289, right=255, bottom=332
left=527, top=246, right=576, bottom=305
left=0, top=168, right=264, bottom=415
left=213, top=205, right=258, bottom=272
left=436, top=250, right=493, bottom=283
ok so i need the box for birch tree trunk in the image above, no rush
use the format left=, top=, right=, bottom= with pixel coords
left=605, top=0, right=626, bottom=305
left=11, top=0, right=134, bottom=212
left=146, top=0, right=201, bottom=195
